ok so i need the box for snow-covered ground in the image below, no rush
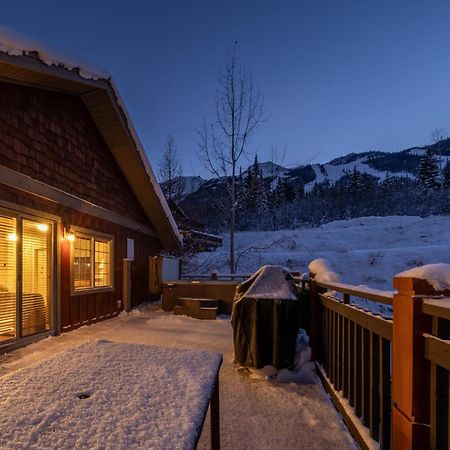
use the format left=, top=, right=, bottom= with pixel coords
left=186, top=215, right=450, bottom=291
left=0, top=310, right=355, bottom=450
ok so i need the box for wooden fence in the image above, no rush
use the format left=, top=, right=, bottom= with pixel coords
left=309, top=275, right=450, bottom=450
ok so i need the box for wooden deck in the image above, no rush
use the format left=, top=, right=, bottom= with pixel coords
left=0, top=309, right=356, bottom=450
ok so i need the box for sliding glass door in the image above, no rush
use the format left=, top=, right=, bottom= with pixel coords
left=0, top=215, right=17, bottom=340
left=22, top=219, right=53, bottom=337
left=0, top=211, right=53, bottom=342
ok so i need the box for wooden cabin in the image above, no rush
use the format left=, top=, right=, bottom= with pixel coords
left=0, top=30, right=180, bottom=349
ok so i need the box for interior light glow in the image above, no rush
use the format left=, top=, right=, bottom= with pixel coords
left=36, top=223, right=49, bottom=232
left=7, top=233, right=17, bottom=241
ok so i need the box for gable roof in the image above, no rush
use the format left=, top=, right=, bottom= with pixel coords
left=0, top=27, right=181, bottom=249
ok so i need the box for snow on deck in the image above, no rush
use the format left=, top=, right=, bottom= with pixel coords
left=0, top=340, right=221, bottom=449
left=0, top=310, right=356, bottom=450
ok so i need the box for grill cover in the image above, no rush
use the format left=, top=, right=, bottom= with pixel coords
left=231, top=265, right=300, bottom=369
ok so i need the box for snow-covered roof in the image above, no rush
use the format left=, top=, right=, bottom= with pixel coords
left=0, top=26, right=109, bottom=80
left=0, top=26, right=180, bottom=249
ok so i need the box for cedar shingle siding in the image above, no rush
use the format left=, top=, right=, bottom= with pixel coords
left=0, top=81, right=149, bottom=226
left=0, top=80, right=163, bottom=332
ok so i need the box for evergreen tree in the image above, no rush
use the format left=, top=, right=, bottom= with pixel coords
left=418, top=149, right=440, bottom=189
left=443, top=161, right=450, bottom=187
left=243, top=155, right=268, bottom=213
left=348, top=166, right=364, bottom=194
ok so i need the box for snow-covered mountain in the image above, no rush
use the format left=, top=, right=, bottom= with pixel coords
left=242, top=161, right=288, bottom=178
left=180, top=176, right=206, bottom=196
left=182, top=140, right=450, bottom=197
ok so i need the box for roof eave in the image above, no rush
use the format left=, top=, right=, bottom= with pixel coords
left=0, top=51, right=181, bottom=250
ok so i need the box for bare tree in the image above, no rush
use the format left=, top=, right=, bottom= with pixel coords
left=158, top=134, right=185, bottom=203
left=198, top=46, right=264, bottom=273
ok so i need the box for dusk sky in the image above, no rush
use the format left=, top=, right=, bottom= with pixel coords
left=3, top=0, right=450, bottom=176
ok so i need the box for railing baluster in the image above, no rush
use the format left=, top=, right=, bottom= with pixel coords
left=362, top=328, right=371, bottom=427
left=448, top=371, right=450, bottom=450
left=379, top=337, right=391, bottom=450
left=323, top=306, right=327, bottom=371
left=324, top=307, right=328, bottom=374
left=334, top=313, right=340, bottom=391
left=343, top=317, right=349, bottom=398
left=320, top=303, right=325, bottom=366
left=340, top=315, right=344, bottom=393
left=336, top=313, right=341, bottom=390
left=328, top=308, right=332, bottom=376
left=331, top=310, right=335, bottom=386
left=355, top=324, right=362, bottom=418
left=349, top=320, right=355, bottom=407
left=326, top=307, right=330, bottom=375
left=370, top=333, right=380, bottom=441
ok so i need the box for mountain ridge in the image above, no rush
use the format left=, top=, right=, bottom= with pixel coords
left=180, top=138, right=450, bottom=197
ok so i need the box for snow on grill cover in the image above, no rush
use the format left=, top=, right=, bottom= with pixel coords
left=0, top=340, right=222, bottom=450
left=232, top=265, right=300, bottom=369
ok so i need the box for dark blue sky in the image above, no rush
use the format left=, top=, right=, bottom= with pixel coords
left=3, top=1, right=450, bottom=176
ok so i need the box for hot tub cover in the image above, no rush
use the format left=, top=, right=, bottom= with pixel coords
left=231, top=265, right=300, bottom=369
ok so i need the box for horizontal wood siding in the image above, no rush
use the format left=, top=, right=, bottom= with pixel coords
left=60, top=210, right=161, bottom=332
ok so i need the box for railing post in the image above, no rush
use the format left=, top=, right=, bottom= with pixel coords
left=309, top=272, right=325, bottom=362
left=392, top=276, right=435, bottom=450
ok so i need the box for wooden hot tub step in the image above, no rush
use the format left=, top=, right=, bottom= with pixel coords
left=173, top=305, right=188, bottom=316
left=174, top=298, right=219, bottom=320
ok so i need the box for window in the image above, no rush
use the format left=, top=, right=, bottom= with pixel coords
left=73, top=232, right=113, bottom=292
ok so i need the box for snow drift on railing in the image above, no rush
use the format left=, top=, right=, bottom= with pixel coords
left=308, top=258, right=341, bottom=283
left=397, top=263, right=450, bottom=292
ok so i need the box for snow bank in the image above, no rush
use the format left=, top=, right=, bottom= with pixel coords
left=247, top=332, right=317, bottom=384
left=396, top=263, right=450, bottom=291
left=0, top=26, right=109, bottom=80
left=187, top=216, right=450, bottom=292
left=308, top=258, right=341, bottom=283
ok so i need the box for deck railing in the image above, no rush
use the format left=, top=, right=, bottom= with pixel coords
left=422, top=298, right=450, bottom=450
left=309, top=278, right=393, bottom=450
left=309, top=275, right=450, bottom=450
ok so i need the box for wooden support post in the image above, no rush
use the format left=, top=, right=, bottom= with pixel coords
left=309, top=274, right=326, bottom=362
left=123, top=259, right=133, bottom=312
left=210, top=373, right=220, bottom=450
left=392, top=276, right=435, bottom=450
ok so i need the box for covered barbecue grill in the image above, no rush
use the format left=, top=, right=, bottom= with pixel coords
left=231, top=265, right=300, bottom=369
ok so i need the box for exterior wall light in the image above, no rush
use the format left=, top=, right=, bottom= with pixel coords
left=64, top=227, right=75, bottom=241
